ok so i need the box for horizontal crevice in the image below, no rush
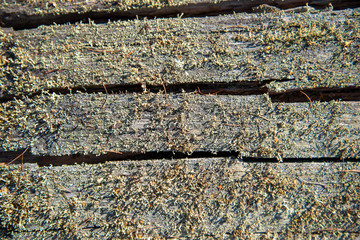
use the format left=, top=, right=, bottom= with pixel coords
left=1, top=149, right=358, bottom=166
left=269, top=86, right=360, bottom=102
left=1, top=0, right=359, bottom=30
left=0, top=80, right=272, bottom=102
left=2, top=228, right=359, bottom=235
left=1, top=80, right=360, bottom=103
left=3, top=226, right=358, bottom=235
left=0, top=79, right=276, bottom=103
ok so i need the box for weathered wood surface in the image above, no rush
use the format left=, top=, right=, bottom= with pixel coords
left=0, top=6, right=360, bottom=240
left=1, top=93, right=359, bottom=160
left=1, top=159, right=360, bottom=239
left=1, top=8, right=359, bottom=99
left=1, top=0, right=356, bottom=29
left=0, top=8, right=358, bottom=161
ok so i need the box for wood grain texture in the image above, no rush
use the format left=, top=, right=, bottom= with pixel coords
left=1, top=0, right=356, bottom=29
left=0, top=6, right=360, bottom=239
left=1, top=93, right=359, bottom=159
left=1, top=159, right=359, bottom=239
left=1, top=8, right=359, bottom=99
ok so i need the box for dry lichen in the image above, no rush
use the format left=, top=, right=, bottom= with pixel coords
left=1, top=0, right=206, bottom=15
left=1, top=9, right=359, bottom=98
left=0, top=160, right=359, bottom=239
left=0, top=92, right=359, bottom=159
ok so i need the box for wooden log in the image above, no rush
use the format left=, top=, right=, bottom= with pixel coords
left=0, top=159, right=359, bottom=239
left=0, top=8, right=359, bottom=100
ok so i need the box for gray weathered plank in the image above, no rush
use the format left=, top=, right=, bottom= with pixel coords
left=0, top=4, right=360, bottom=240
left=1, top=0, right=352, bottom=29
left=1, top=8, right=359, bottom=99
left=1, top=159, right=359, bottom=239
left=1, top=93, right=359, bottom=159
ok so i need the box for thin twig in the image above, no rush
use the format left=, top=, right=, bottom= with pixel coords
left=7, top=147, right=29, bottom=165
left=249, top=113, right=271, bottom=122
left=326, top=126, right=344, bottom=148
left=297, top=177, right=327, bottom=190
left=101, top=83, right=108, bottom=110
left=87, top=48, right=121, bottom=53
left=299, top=90, right=312, bottom=108
left=162, top=83, right=170, bottom=106
left=104, top=150, right=124, bottom=154
left=120, top=50, right=134, bottom=63
left=338, top=170, right=360, bottom=173
left=207, top=37, right=215, bottom=44
left=225, top=123, right=242, bottom=127
left=307, top=59, right=338, bottom=73
left=78, top=217, right=94, bottom=229
left=197, top=86, right=207, bottom=95
left=154, top=70, right=170, bottom=106
left=40, top=69, right=61, bottom=77
left=312, top=228, right=344, bottom=233
left=196, top=87, right=225, bottom=96
left=224, top=25, right=251, bottom=30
